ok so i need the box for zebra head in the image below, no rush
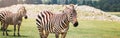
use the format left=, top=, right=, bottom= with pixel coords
left=18, top=6, right=28, bottom=19
left=64, top=4, right=78, bottom=27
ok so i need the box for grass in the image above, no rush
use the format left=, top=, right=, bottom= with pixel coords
left=0, top=18, right=39, bottom=38
left=0, top=18, right=120, bottom=38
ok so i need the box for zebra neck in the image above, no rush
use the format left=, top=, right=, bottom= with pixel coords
left=16, top=13, right=23, bottom=19
left=61, top=13, right=70, bottom=27
left=63, top=12, right=71, bottom=22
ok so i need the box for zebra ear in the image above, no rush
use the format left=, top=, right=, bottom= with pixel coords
left=69, top=4, right=76, bottom=9
left=74, top=4, right=78, bottom=9
left=64, top=5, right=70, bottom=9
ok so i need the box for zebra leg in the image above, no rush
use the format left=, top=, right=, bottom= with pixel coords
left=45, top=33, right=49, bottom=38
left=40, top=32, right=43, bottom=38
left=2, top=23, right=5, bottom=36
left=18, top=23, right=21, bottom=36
left=1, top=26, right=2, bottom=30
left=44, top=32, right=49, bottom=38
left=55, top=33, right=59, bottom=38
left=13, top=24, right=16, bottom=36
left=2, top=23, right=9, bottom=36
left=2, top=28, right=5, bottom=36
left=39, top=32, right=42, bottom=38
left=1, top=22, right=3, bottom=30
left=38, top=28, right=44, bottom=38
left=5, top=24, right=9, bottom=36
left=61, top=32, right=67, bottom=38
left=40, top=30, right=49, bottom=38
left=40, top=31, right=45, bottom=38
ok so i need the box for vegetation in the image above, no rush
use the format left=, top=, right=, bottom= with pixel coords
left=96, top=0, right=120, bottom=12
left=0, top=0, right=120, bottom=12
left=1, top=4, right=120, bottom=22
left=0, top=18, right=120, bottom=38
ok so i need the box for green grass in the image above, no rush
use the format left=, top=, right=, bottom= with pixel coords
left=0, top=18, right=39, bottom=38
left=0, top=18, right=120, bottom=38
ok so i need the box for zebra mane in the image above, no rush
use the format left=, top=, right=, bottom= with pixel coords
left=16, top=6, right=27, bottom=18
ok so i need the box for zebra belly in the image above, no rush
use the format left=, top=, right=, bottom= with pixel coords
left=44, top=27, right=69, bottom=33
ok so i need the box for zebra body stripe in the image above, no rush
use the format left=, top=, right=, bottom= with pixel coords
left=36, top=10, right=70, bottom=33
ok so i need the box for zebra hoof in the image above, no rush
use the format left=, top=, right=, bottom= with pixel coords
left=6, top=34, right=9, bottom=36
left=13, top=34, right=16, bottom=36
left=18, top=35, right=20, bottom=36
left=18, top=33, right=21, bottom=36
left=18, top=34, right=21, bottom=36
left=6, top=33, right=9, bottom=36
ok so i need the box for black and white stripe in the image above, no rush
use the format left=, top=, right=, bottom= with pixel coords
left=0, top=10, right=12, bottom=30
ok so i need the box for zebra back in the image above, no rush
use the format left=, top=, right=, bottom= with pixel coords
left=0, top=10, right=12, bottom=21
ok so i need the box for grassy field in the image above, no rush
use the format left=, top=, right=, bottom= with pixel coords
left=0, top=18, right=120, bottom=38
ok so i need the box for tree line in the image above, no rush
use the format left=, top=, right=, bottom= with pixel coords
left=0, top=0, right=120, bottom=12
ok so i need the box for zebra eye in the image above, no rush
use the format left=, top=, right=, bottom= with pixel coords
left=71, top=14, right=72, bottom=15
left=70, top=14, right=72, bottom=16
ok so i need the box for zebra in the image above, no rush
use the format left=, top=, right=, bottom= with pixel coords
left=1, top=6, right=28, bottom=36
left=36, top=4, right=78, bottom=38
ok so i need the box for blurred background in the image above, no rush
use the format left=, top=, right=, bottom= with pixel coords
left=0, top=0, right=120, bottom=12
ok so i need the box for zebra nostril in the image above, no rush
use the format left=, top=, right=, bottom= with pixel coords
left=73, top=22, right=78, bottom=27
left=24, top=16, right=28, bottom=19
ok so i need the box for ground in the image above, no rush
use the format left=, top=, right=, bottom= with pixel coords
left=0, top=17, right=120, bottom=38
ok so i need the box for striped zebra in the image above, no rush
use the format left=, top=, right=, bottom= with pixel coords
left=1, top=6, right=28, bottom=36
left=0, top=11, right=12, bottom=30
left=36, top=4, right=78, bottom=38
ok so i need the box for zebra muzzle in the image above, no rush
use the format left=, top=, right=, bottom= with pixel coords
left=73, top=21, right=78, bottom=27
left=24, top=16, right=28, bottom=19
